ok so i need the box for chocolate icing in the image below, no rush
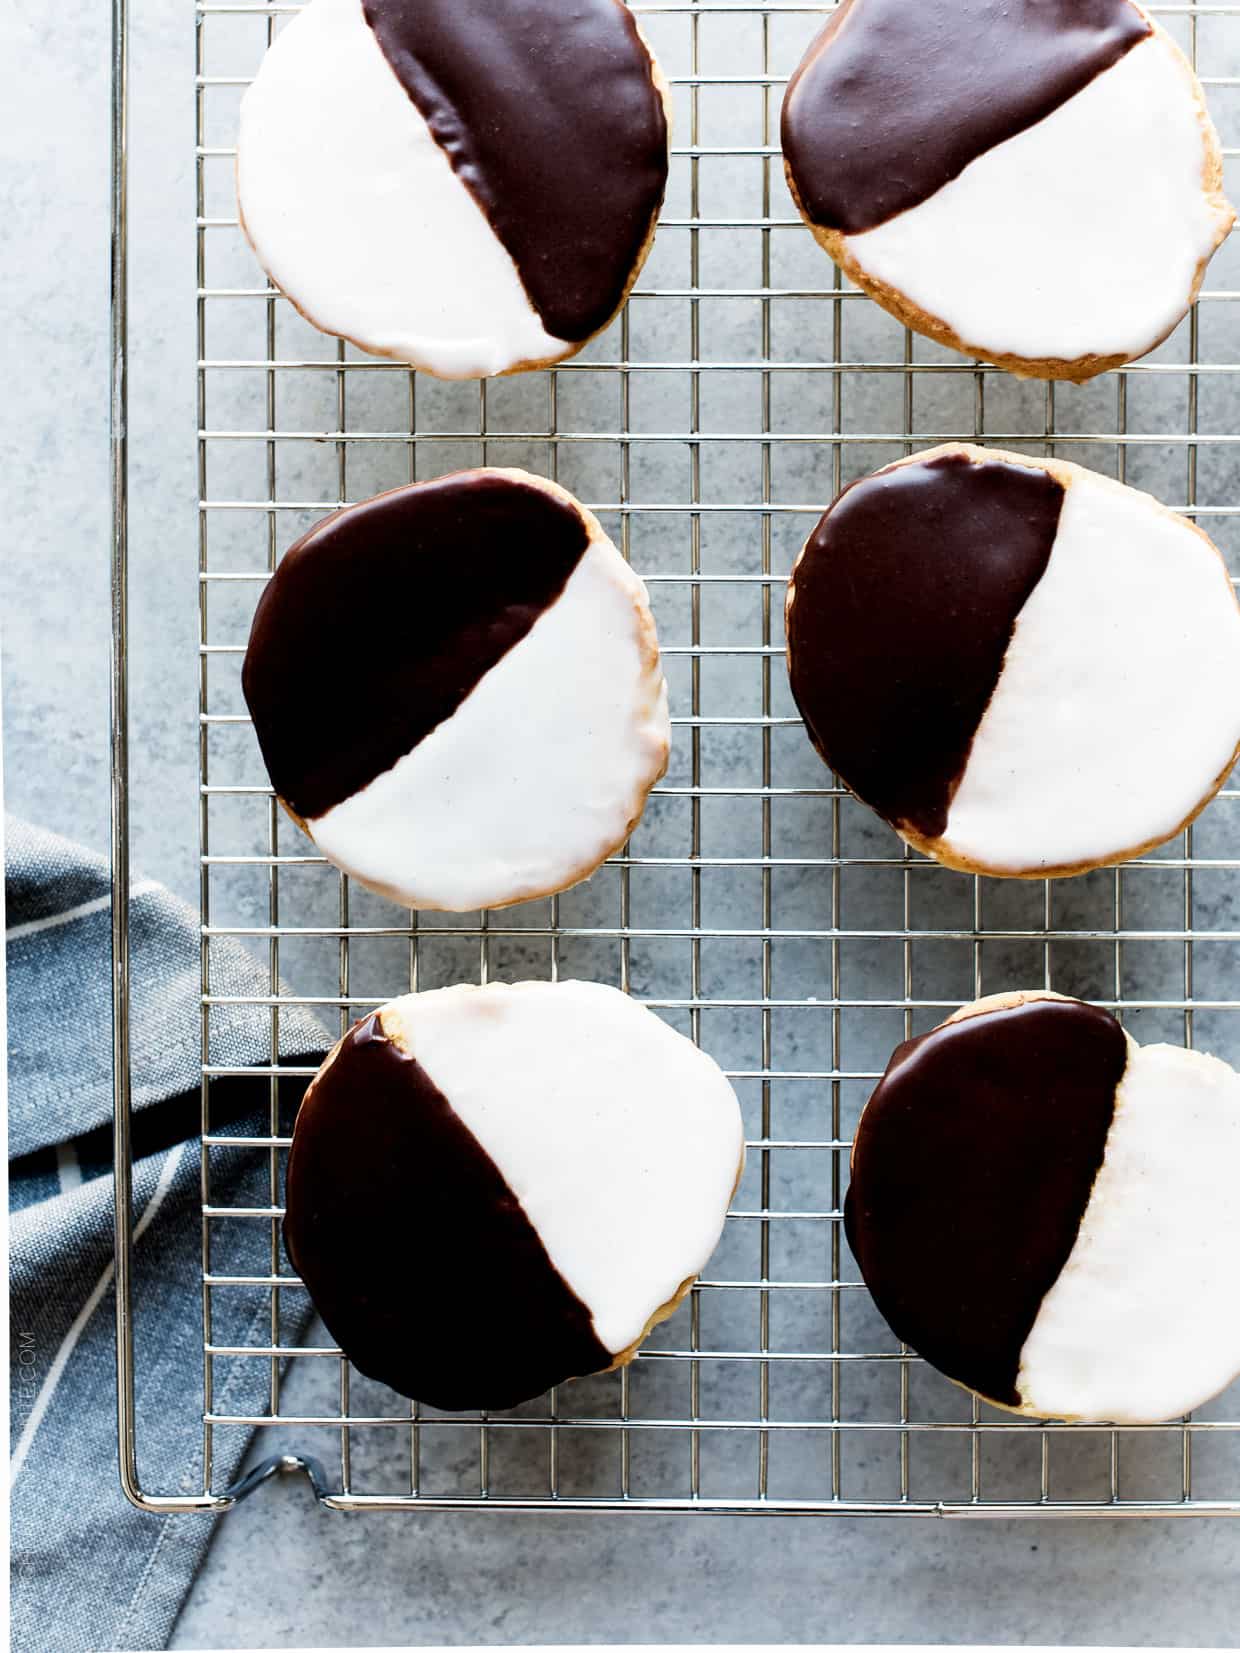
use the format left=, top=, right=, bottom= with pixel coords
left=845, top=997, right=1128, bottom=1406
left=785, top=451, right=1064, bottom=842
left=781, top=0, right=1152, bottom=236
left=362, top=0, right=668, bottom=343
left=284, top=1013, right=613, bottom=1412
left=242, top=471, right=589, bottom=822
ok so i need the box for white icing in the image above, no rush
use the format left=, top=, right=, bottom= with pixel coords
left=385, top=980, right=745, bottom=1355
left=943, top=467, right=1240, bottom=872
left=236, top=0, right=568, bottom=377
left=1017, top=1041, right=1240, bottom=1423
left=307, top=518, right=670, bottom=911
left=846, top=33, right=1231, bottom=365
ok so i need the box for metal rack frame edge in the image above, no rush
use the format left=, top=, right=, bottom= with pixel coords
left=109, top=0, right=1240, bottom=1518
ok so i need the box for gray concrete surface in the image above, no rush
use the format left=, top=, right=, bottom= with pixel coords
left=5, top=1, right=1240, bottom=1647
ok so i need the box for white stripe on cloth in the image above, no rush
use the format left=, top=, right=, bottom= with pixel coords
left=5, top=879, right=161, bottom=943
left=55, top=1141, right=82, bottom=1195
left=9, top=1141, right=186, bottom=1487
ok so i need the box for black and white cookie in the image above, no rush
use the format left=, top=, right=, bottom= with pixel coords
left=236, top=0, right=670, bottom=378
left=241, top=468, right=670, bottom=912
left=785, top=444, right=1240, bottom=879
left=781, top=0, right=1233, bottom=380
left=846, top=992, right=1240, bottom=1423
left=283, top=981, right=745, bottom=1411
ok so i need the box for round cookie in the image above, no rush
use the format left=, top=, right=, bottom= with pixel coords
left=236, top=0, right=670, bottom=378
left=283, top=981, right=746, bottom=1411
left=784, top=443, right=1240, bottom=879
left=846, top=991, right=1240, bottom=1423
left=241, top=468, right=670, bottom=912
left=780, top=0, right=1234, bottom=381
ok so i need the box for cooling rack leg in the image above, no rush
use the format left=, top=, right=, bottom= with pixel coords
left=222, top=1453, right=332, bottom=1509
left=110, top=0, right=143, bottom=1516
left=109, top=0, right=235, bottom=1519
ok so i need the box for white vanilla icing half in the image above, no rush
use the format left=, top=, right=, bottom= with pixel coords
left=1017, top=1041, right=1240, bottom=1422
left=943, top=467, right=1240, bottom=872
left=383, top=980, right=745, bottom=1355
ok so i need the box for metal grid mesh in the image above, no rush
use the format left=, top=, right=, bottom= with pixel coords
left=177, top=0, right=1240, bottom=1512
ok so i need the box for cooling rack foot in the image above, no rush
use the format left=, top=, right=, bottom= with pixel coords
left=224, top=1452, right=331, bottom=1508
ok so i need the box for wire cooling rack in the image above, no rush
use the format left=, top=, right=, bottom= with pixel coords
left=110, top=0, right=1240, bottom=1515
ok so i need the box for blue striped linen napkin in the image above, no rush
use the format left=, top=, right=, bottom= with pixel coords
left=8, top=815, right=328, bottom=1653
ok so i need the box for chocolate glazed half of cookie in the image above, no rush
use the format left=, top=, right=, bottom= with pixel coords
left=236, top=0, right=670, bottom=377
left=780, top=0, right=1234, bottom=379
left=786, top=449, right=1063, bottom=845
left=785, top=444, right=1240, bottom=879
left=847, top=992, right=1240, bottom=1423
left=363, top=0, right=669, bottom=345
left=283, top=982, right=745, bottom=1412
left=782, top=0, right=1149, bottom=237
left=284, top=1014, right=613, bottom=1410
